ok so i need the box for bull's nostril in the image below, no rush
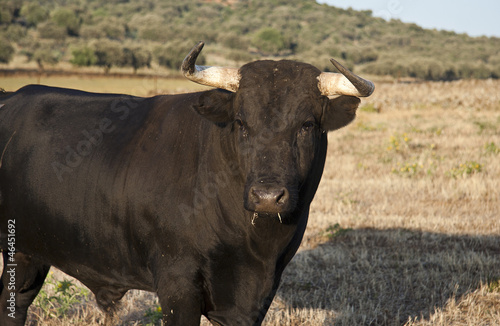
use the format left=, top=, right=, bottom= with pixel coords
left=276, top=188, right=289, bottom=205
left=250, top=188, right=264, bottom=204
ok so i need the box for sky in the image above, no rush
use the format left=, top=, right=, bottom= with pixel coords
left=317, top=0, right=500, bottom=38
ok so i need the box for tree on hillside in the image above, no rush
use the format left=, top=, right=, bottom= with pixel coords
left=38, top=21, right=67, bottom=40
left=0, top=37, right=15, bottom=63
left=33, top=48, right=60, bottom=71
left=155, top=40, right=205, bottom=70
left=5, top=24, right=27, bottom=42
left=70, top=45, right=97, bottom=67
left=99, top=19, right=126, bottom=40
left=123, top=47, right=152, bottom=74
left=251, top=27, right=290, bottom=55
left=93, top=39, right=124, bottom=73
left=217, top=32, right=250, bottom=50
left=0, top=1, right=18, bottom=24
left=24, top=43, right=61, bottom=71
left=20, top=3, right=49, bottom=27
left=51, top=8, right=81, bottom=36
left=0, top=0, right=499, bottom=80
left=130, top=14, right=168, bottom=42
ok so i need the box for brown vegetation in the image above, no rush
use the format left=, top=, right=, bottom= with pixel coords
left=1, top=77, right=499, bottom=325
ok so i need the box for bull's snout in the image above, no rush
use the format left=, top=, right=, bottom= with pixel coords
left=247, top=186, right=290, bottom=214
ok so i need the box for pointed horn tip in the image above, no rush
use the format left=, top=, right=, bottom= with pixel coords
left=329, top=58, right=342, bottom=68
left=194, top=41, right=205, bottom=52
left=329, top=58, right=375, bottom=97
left=181, top=41, right=206, bottom=75
left=365, top=82, right=375, bottom=96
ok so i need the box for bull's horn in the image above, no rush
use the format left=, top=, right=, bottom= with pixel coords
left=181, top=41, right=240, bottom=92
left=317, top=59, right=374, bottom=97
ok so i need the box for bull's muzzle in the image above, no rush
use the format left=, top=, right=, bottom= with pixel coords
left=246, top=185, right=291, bottom=214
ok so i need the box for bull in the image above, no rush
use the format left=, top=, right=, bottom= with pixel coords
left=0, top=42, right=373, bottom=325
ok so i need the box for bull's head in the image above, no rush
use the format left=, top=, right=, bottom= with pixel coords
left=182, top=42, right=374, bottom=219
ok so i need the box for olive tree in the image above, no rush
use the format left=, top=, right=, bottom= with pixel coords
left=0, top=37, right=15, bottom=63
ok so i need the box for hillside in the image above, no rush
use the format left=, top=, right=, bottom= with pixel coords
left=1, top=0, right=499, bottom=80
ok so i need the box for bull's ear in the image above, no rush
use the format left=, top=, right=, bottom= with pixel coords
left=321, top=95, right=361, bottom=131
left=192, top=89, right=234, bottom=124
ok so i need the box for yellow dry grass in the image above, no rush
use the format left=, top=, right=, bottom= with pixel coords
left=1, top=76, right=499, bottom=325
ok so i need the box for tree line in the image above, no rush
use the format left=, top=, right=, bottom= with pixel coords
left=1, top=0, right=499, bottom=80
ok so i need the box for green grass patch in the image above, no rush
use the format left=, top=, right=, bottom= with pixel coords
left=324, top=224, right=352, bottom=240
left=144, top=305, right=163, bottom=325
left=447, top=161, right=483, bottom=178
left=392, top=161, right=423, bottom=177
left=484, top=142, right=499, bottom=156
left=359, top=103, right=381, bottom=113
left=33, top=273, right=90, bottom=320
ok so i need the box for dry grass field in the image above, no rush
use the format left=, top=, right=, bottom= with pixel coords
left=1, top=76, right=499, bottom=325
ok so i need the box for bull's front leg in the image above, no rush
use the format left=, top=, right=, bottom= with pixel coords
left=203, top=262, right=280, bottom=326
left=205, top=294, right=275, bottom=326
left=153, top=264, right=203, bottom=325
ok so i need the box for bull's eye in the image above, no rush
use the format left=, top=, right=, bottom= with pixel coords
left=234, top=118, right=248, bottom=137
left=300, top=121, right=316, bottom=133
left=235, top=118, right=244, bottom=128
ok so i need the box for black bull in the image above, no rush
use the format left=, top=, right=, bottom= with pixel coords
left=0, top=43, right=373, bottom=325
